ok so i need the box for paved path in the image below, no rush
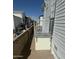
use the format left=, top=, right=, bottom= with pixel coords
left=27, top=37, right=54, bottom=59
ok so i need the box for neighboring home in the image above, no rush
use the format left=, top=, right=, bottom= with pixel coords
left=36, top=15, right=44, bottom=33
left=13, top=11, right=25, bottom=35
left=25, top=16, right=33, bottom=28
left=13, top=11, right=25, bottom=30
left=39, top=15, right=44, bottom=27
left=13, top=10, right=34, bottom=36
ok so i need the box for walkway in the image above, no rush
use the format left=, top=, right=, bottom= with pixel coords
left=27, top=37, right=54, bottom=59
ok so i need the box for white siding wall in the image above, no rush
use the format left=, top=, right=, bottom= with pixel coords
left=44, top=0, right=65, bottom=59
left=42, top=0, right=50, bottom=33
left=39, top=16, right=44, bottom=26
left=51, top=0, right=65, bottom=59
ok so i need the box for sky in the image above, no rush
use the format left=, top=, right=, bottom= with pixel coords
left=13, top=0, right=44, bottom=20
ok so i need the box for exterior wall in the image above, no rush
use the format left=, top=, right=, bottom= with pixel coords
left=13, top=15, right=22, bottom=28
left=13, top=11, right=25, bottom=29
left=51, top=0, right=65, bottom=59
left=13, top=12, right=24, bottom=24
left=25, top=17, right=33, bottom=28
left=49, top=0, right=55, bottom=54
left=39, top=16, right=44, bottom=26
left=42, top=0, right=50, bottom=33
left=44, top=0, right=65, bottom=59
left=13, top=19, right=15, bottom=30
left=13, top=13, right=23, bottom=18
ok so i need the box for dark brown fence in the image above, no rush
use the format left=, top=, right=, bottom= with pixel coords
left=13, top=25, right=34, bottom=59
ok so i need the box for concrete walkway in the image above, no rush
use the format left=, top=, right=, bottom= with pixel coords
left=27, top=37, right=54, bottom=59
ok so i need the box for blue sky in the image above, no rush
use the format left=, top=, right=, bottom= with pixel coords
left=13, top=0, right=44, bottom=19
